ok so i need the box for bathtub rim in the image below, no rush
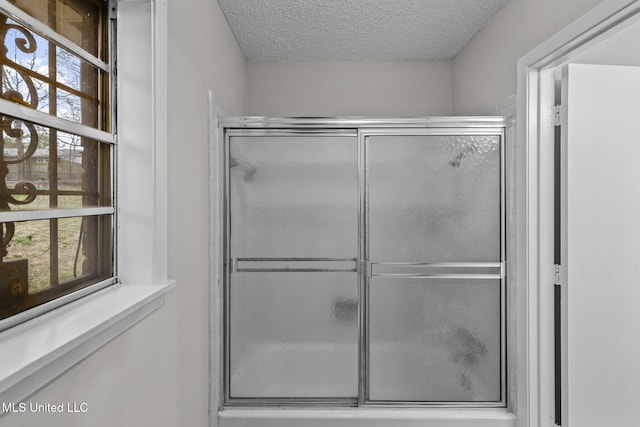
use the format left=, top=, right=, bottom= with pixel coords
left=217, top=407, right=517, bottom=424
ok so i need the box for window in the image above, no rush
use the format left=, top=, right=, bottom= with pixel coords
left=0, top=0, right=171, bottom=406
left=0, top=0, right=114, bottom=327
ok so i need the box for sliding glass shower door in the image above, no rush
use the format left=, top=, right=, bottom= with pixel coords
left=226, top=133, right=360, bottom=400
left=365, top=132, right=503, bottom=403
left=223, top=122, right=505, bottom=406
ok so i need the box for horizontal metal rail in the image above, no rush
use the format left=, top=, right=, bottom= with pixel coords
left=4, top=189, right=101, bottom=197
left=370, top=273, right=503, bottom=280
left=0, top=207, right=114, bottom=222
left=225, top=129, right=358, bottom=137
left=220, top=116, right=510, bottom=129
left=236, top=268, right=357, bottom=273
left=231, top=259, right=503, bottom=277
left=237, top=257, right=358, bottom=261
left=233, top=257, right=358, bottom=273
left=224, top=397, right=505, bottom=408
left=0, top=98, right=115, bottom=145
left=369, top=261, right=503, bottom=279
left=369, top=262, right=502, bottom=267
left=362, top=400, right=506, bottom=408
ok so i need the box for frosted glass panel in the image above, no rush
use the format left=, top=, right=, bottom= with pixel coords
left=369, top=278, right=501, bottom=401
left=230, top=136, right=358, bottom=258
left=368, top=135, right=501, bottom=262
left=230, top=272, right=358, bottom=398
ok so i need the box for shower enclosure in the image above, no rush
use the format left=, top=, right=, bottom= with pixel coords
left=220, top=117, right=506, bottom=408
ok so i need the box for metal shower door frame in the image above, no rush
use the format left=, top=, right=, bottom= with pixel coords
left=220, top=117, right=507, bottom=408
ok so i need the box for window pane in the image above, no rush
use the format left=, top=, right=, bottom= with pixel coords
left=369, top=278, right=501, bottom=402
left=230, top=135, right=358, bottom=259
left=230, top=272, right=358, bottom=398
left=10, top=0, right=103, bottom=57
left=2, top=219, right=51, bottom=292
left=0, top=11, right=106, bottom=129
left=0, top=115, right=111, bottom=211
left=0, top=214, right=113, bottom=320
left=368, top=135, right=501, bottom=262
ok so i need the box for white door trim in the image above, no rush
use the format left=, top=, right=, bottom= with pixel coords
left=517, top=1, right=640, bottom=426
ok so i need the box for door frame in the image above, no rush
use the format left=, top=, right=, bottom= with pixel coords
left=517, top=1, right=640, bottom=426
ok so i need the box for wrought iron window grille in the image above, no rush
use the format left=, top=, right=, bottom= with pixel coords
left=0, top=0, right=115, bottom=326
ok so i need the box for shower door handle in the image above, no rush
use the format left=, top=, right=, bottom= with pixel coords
left=231, top=257, right=358, bottom=273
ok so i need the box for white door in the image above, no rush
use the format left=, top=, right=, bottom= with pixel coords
left=563, top=63, right=640, bottom=426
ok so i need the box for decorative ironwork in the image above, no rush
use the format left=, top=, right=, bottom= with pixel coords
left=0, top=15, right=41, bottom=304
left=0, top=0, right=111, bottom=324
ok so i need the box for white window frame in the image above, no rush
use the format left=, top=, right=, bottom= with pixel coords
left=0, top=0, right=173, bottom=406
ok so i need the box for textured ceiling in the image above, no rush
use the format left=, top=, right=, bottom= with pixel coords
left=217, top=0, right=508, bottom=62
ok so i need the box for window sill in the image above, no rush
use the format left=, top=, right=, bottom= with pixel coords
left=0, top=281, right=175, bottom=408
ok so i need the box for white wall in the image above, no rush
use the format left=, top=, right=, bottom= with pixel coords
left=0, top=302, right=180, bottom=426
left=452, top=0, right=603, bottom=114
left=0, top=1, right=247, bottom=426
left=572, top=15, right=640, bottom=65
left=247, top=60, right=452, bottom=116
left=164, top=0, right=246, bottom=424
